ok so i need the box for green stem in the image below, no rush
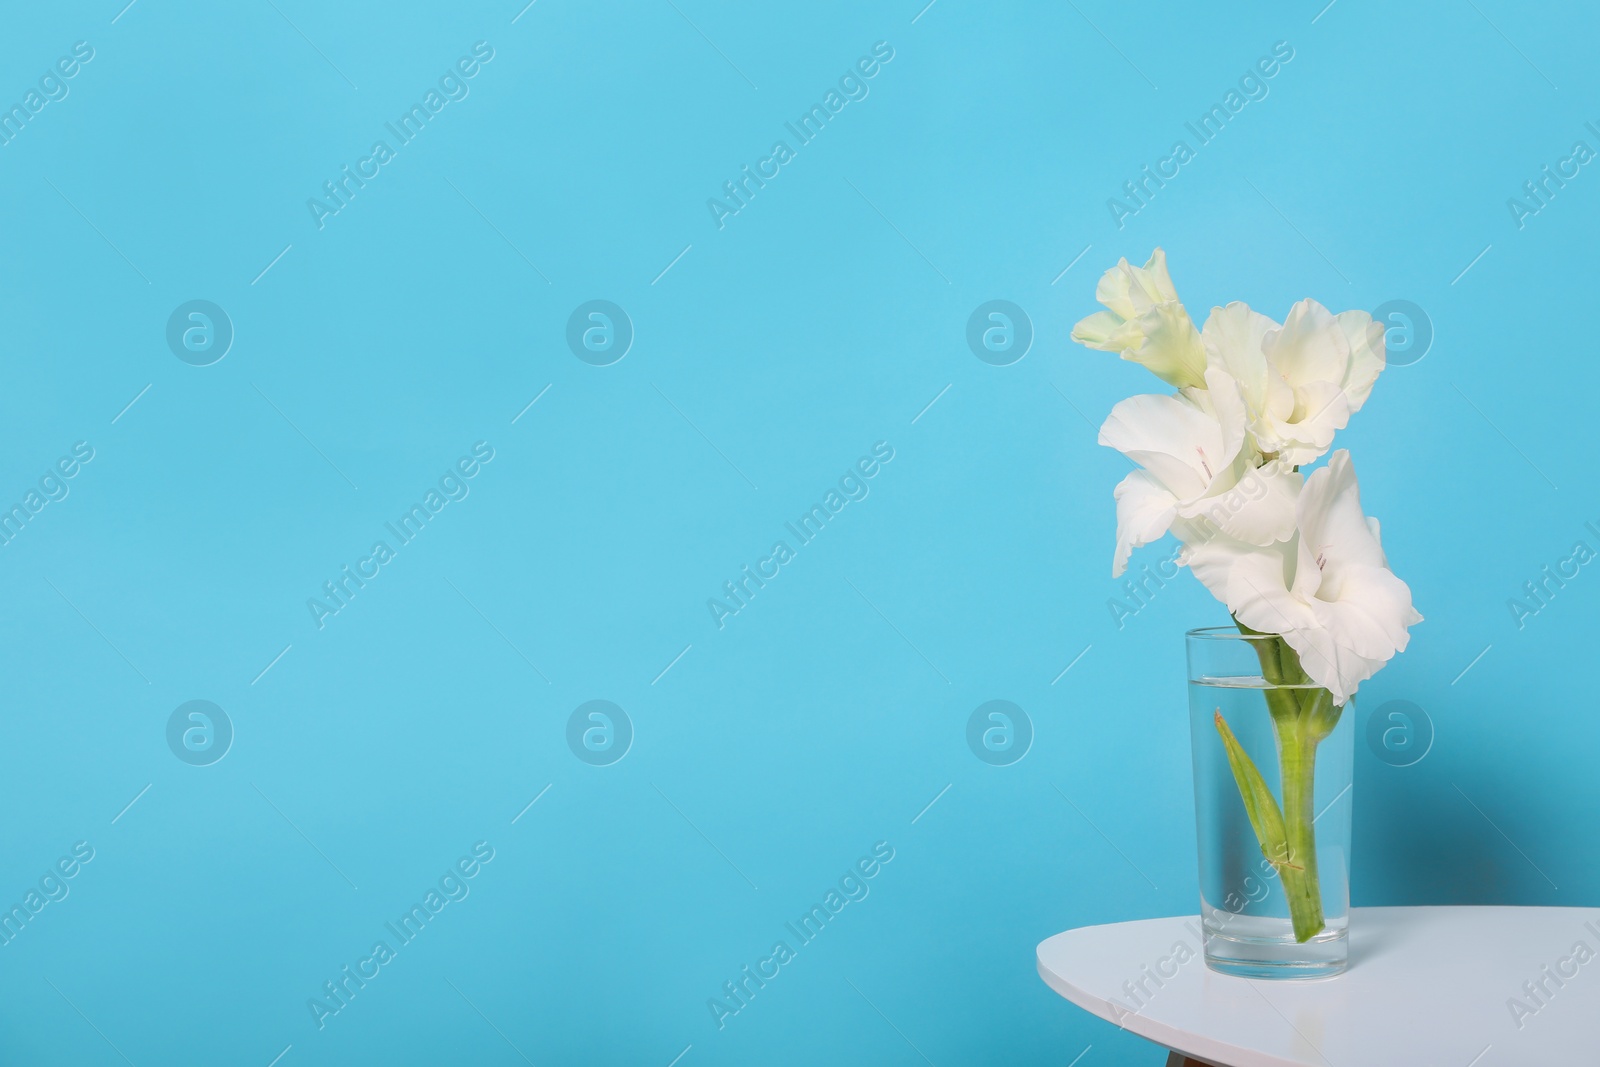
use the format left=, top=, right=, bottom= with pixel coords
left=1230, top=619, right=1338, bottom=944
left=1276, top=723, right=1325, bottom=942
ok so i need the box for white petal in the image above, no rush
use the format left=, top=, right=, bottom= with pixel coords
left=1276, top=625, right=1383, bottom=706
left=1074, top=250, right=1206, bottom=389
left=1199, top=366, right=1249, bottom=466
left=1181, top=460, right=1302, bottom=547
left=1097, top=248, right=1180, bottom=318
left=1274, top=380, right=1351, bottom=466
left=1111, top=470, right=1178, bottom=577
left=1366, top=516, right=1387, bottom=563
left=1307, top=565, right=1420, bottom=661
left=1335, top=309, right=1386, bottom=413
left=1266, top=299, right=1348, bottom=386
left=1093, top=258, right=1139, bottom=320
left=1296, top=451, right=1387, bottom=574
left=1071, top=310, right=1124, bottom=350
left=1182, top=533, right=1312, bottom=635
left=1122, top=303, right=1207, bottom=389
left=1098, top=393, right=1221, bottom=501
left=1140, top=248, right=1179, bottom=300
left=1289, top=530, right=1321, bottom=602
left=1201, top=302, right=1278, bottom=421
left=1284, top=450, right=1423, bottom=701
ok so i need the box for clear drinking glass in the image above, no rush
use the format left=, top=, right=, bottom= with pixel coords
left=1186, top=626, right=1353, bottom=979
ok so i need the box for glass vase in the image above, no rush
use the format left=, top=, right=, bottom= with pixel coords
left=1186, top=626, right=1353, bottom=979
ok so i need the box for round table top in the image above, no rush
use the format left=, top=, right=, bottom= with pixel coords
left=1036, top=906, right=1600, bottom=1067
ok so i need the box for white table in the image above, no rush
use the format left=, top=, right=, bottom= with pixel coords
left=1037, top=907, right=1600, bottom=1067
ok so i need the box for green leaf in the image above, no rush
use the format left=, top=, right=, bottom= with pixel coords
left=1213, top=709, right=1297, bottom=872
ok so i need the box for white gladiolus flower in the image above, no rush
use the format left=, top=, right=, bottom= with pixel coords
left=1072, top=248, right=1418, bottom=945
left=1182, top=450, right=1421, bottom=704
left=1199, top=300, right=1281, bottom=438
left=1203, top=298, right=1386, bottom=466
left=1098, top=368, right=1301, bottom=576
left=1072, top=248, right=1208, bottom=390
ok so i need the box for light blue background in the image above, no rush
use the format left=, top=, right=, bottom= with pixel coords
left=0, top=1, right=1595, bottom=1063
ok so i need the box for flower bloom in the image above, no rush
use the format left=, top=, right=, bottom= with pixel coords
left=1072, top=248, right=1418, bottom=702
left=1072, top=249, right=1208, bottom=390
left=1182, top=450, right=1421, bottom=704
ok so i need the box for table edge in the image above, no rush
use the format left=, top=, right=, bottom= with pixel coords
left=1032, top=907, right=1600, bottom=1067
